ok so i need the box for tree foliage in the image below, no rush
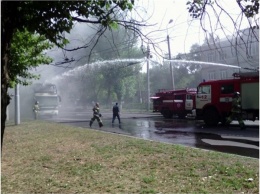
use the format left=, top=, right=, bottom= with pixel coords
left=10, top=30, right=53, bottom=87
left=7, top=1, right=135, bottom=47
left=100, top=61, right=141, bottom=102
left=187, top=0, right=259, bottom=21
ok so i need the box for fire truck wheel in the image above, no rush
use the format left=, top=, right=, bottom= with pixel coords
left=162, top=110, right=173, bottom=119
left=221, top=117, right=227, bottom=126
left=178, top=113, right=186, bottom=119
left=204, top=108, right=219, bottom=126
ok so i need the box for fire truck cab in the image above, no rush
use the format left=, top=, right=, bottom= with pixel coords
left=196, top=72, right=259, bottom=126
left=151, top=88, right=197, bottom=118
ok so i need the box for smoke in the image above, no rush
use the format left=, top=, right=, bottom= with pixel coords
left=9, top=22, right=145, bottom=116
left=21, top=23, right=100, bottom=111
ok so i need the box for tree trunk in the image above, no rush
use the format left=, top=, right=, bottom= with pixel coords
left=1, top=2, right=15, bottom=151
left=1, top=37, right=11, bottom=151
left=1, top=81, right=10, bottom=151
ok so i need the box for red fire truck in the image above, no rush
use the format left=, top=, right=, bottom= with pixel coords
left=151, top=88, right=197, bottom=118
left=196, top=72, right=259, bottom=126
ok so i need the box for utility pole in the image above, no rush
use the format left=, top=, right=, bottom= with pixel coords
left=167, top=35, right=175, bottom=90
left=147, top=44, right=150, bottom=112
left=15, top=84, right=20, bottom=125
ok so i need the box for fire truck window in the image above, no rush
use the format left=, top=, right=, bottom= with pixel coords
left=198, top=85, right=211, bottom=94
left=197, top=87, right=202, bottom=93
left=174, top=95, right=182, bottom=100
left=186, top=95, right=192, bottom=100
left=220, top=84, right=234, bottom=94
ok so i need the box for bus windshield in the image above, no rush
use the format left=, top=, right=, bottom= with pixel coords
left=35, top=96, right=58, bottom=106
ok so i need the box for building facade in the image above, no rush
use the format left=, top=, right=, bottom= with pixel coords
left=199, top=28, right=259, bottom=80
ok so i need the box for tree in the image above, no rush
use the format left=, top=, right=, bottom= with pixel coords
left=175, top=43, right=203, bottom=75
left=10, top=29, right=53, bottom=87
left=1, top=1, right=147, bottom=149
left=100, top=61, right=141, bottom=104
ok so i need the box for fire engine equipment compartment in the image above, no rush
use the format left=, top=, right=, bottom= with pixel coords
left=241, top=82, right=259, bottom=110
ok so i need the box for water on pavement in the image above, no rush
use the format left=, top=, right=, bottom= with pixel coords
left=56, top=113, right=259, bottom=158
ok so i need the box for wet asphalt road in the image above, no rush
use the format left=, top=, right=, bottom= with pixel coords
left=48, top=109, right=259, bottom=159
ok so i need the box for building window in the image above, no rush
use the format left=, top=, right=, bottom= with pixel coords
left=233, top=69, right=239, bottom=76
left=220, top=70, right=227, bottom=79
left=207, top=51, right=215, bottom=62
left=209, top=72, right=215, bottom=80
left=249, top=42, right=259, bottom=56
left=231, top=47, right=237, bottom=57
left=218, top=51, right=226, bottom=61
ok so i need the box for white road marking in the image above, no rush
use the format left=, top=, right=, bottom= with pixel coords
left=221, top=135, right=259, bottom=142
left=201, top=139, right=259, bottom=150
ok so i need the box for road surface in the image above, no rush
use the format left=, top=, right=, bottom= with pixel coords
left=48, top=109, right=259, bottom=158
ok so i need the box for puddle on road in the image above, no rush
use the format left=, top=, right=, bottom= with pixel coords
left=107, top=118, right=259, bottom=158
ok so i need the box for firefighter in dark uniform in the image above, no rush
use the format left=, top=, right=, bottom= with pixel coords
left=33, top=101, right=40, bottom=120
left=112, top=102, right=121, bottom=124
left=89, top=102, right=103, bottom=128
left=226, top=92, right=246, bottom=129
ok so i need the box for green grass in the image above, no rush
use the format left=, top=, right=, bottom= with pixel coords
left=2, top=121, right=259, bottom=193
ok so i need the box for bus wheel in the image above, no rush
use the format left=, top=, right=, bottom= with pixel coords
left=204, top=108, right=219, bottom=126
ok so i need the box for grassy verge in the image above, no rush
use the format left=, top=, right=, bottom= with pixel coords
left=2, top=121, right=259, bottom=193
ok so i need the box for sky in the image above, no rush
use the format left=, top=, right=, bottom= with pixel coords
left=137, top=0, right=258, bottom=58
left=139, top=0, right=197, bottom=56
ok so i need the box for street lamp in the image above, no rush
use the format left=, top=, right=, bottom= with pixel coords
left=15, top=83, right=20, bottom=125
left=147, top=44, right=150, bottom=112
left=166, top=19, right=175, bottom=90
left=142, top=43, right=151, bottom=112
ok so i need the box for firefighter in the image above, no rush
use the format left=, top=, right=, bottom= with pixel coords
left=33, top=101, right=40, bottom=120
left=112, top=102, right=121, bottom=124
left=226, top=92, right=246, bottom=129
left=89, top=102, right=103, bottom=128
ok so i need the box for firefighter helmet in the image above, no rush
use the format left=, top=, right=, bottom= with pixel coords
left=233, top=92, right=240, bottom=97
